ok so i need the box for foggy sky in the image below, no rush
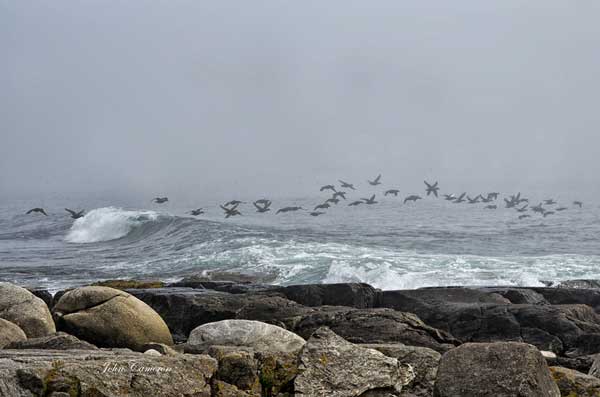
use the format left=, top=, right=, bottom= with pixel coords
left=2, top=1, right=600, bottom=200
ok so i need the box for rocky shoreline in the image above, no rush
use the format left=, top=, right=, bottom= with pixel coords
left=3, top=275, right=600, bottom=396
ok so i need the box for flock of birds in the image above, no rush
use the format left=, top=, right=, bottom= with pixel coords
left=23, top=174, right=584, bottom=221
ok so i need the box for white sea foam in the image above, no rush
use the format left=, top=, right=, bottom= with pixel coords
left=65, top=207, right=160, bottom=243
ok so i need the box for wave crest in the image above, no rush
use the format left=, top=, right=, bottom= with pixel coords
left=65, top=207, right=160, bottom=243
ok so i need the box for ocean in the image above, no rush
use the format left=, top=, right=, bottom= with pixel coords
left=0, top=192, right=598, bottom=293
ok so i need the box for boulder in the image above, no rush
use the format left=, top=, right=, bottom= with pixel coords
left=433, top=342, right=560, bottom=397
left=0, top=349, right=216, bottom=396
left=531, top=286, right=600, bottom=313
left=550, top=366, right=600, bottom=396
left=381, top=289, right=600, bottom=355
left=0, top=318, right=27, bottom=348
left=480, top=287, right=549, bottom=305
left=363, top=343, right=441, bottom=397
left=0, top=282, right=55, bottom=337
left=52, top=286, right=173, bottom=351
left=294, top=327, right=414, bottom=396
left=26, top=288, right=53, bottom=308
left=188, top=320, right=305, bottom=354
left=127, top=288, right=312, bottom=341
left=5, top=331, right=97, bottom=350
left=293, top=308, right=459, bottom=353
left=276, top=283, right=379, bottom=308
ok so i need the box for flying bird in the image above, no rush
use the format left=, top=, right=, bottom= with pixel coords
left=253, top=201, right=271, bottom=213
left=26, top=208, right=48, bottom=216
left=338, top=180, right=356, bottom=190
left=424, top=181, right=440, bottom=197
left=453, top=193, right=467, bottom=203
left=333, top=191, right=347, bottom=200
left=224, top=200, right=245, bottom=207
left=325, top=198, right=340, bottom=205
left=543, top=211, right=555, bottom=217
left=467, top=196, right=480, bottom=204
left=348, top=201, right=363, bottom=206
left=309, top=211, right=325, bottom=217
left=443, top=194, right=456, bottom=201
left=485, top=205, right=497, bottom=210
left=516, top=205, right=529, bottom=213
left=276, top=206, right=304, bottom=214
left=152, top=197, right=168, bottom=204
left=368, top=174, right=382, bottom=186
left=544, top=199, right=557, bottom=205
left=555, top=207, right=568, bottom=212
left=220, top=205, right=241, bottom=218
left=384, top=189, right=400, bottom=196
left=573, top=201, right=583, bottom=208
left=189, top=208, right=205, bottom=216
left=518, top=214, right=531, bottom=220
left=65, top=208, right=85, bottom=219
left=320, top=185, right=337, bottom=192
left=362, top=195, right=378, bottom=204
left=314, top=203, right=330, bottom=211
left=404, top=195, right=422, bottom=204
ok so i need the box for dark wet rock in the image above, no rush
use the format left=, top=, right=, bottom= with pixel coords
left=188, top=320, right=305, bottom=354
left=5, top=331, right=98, bottom=350
left=480, top=287, right=549, bottom=305
left=384, top=287, right=510, bottom=306
left=531, top=287, right=600, bottom=313
left=558, top=279, right=600, bottom=289
left=52, top=286, right=173, bottom=351
left=276, top=283, right=380, bottom=308
left=293, top=308, right=459, bottom=353
left=127, top=287, right=312, bottom=341
left=0, top=349, right=216, bottom=396
left=362, top=343, right=441, bottom=397
left=550, top=366, right=600, bottom=396
left=380, top=288, right=600, bottom=355
left=0, top=318, right=27, bottom=348
left=294, top=327, right=414, bottom=397
left=433, top=342, right=560, bottom=397
left=168, top=279, right=278, bottom=294
left=0, top=282, right=56, bottom=338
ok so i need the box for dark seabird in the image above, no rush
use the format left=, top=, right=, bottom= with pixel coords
left=516, top=205, right=529, bottom=213
left=573, top=201, right=583, bottom=208
left=320, top=185, right=337, bottom=192
left=314, top=203, right=330, bottom=211
left=362, top=195, right=378, bottom=204
left=519, top=214, right=531, bottom=220
left=403, top=195, right=421, bottom=204
left=424, top=181, right=439, bottom=197
left=384, top=189, right=400, bottom=196
left=333, top=191, right=347, bottom=200
left=253, top=201, right=271, bottom=213
left=65, top=208, right=85, bottom=219
left=255, top=199, right=271, bottom=206
left=467, top=196, right=480, bottom=204
left=453, top=193, right=467, bottom=203
left=485, top=205, right=497, bottom=210
left=309, top=211, right=325, bottom=217
left=443, top=194, right=456, bottom=201
left=225, top=200, right=245, bottom=207
left=487, top=192, right=500, bottom=200
left=348, top=201, right=363, bottom=206
left=276, top=206, right=304, bottom=214
left=220, top=204, right=241, bottom=218
left=338, top=180, right=356, bottom=190
left=325, top=198, right=340, bottom=205
left=152, top=197, right=168, bottom=204
left=555, top=207, right=568, bottom=212
left=480, top=196, right=492, bottom=203
left=543, top=210, right=555, bottom=217
left=189, top=208, right=205, bottom=216
left=368, top=174, right=382, bottom=186
left=26, top=208, right=48, bottom=216
left=544, top=199, right=557, bottom=205
left=531, top=203, right=545, bottom=214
